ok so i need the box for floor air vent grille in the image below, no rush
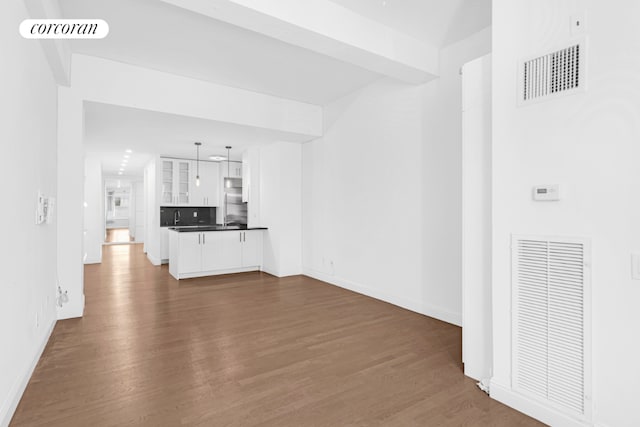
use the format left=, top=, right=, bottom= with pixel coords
left=512, top=235, right=591, bottom=420
left=521, top=42, right=584, bottom=104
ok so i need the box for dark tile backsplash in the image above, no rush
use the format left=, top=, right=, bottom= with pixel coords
left=160, top=206, right=217, bottom=227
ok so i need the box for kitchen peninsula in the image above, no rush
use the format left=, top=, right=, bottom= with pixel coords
left=168, top=226, right=267, bottom=280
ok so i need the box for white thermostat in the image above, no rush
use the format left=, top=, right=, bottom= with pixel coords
left=532, top=184, right=561, bottom=201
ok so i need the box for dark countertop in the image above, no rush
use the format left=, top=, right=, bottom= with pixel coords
left=169, top=225, right=268, bottom=232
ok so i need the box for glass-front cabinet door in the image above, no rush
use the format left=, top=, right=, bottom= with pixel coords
left=176, top=161, right=190, bottom=204
left=161, top=160, right=174, bottom=204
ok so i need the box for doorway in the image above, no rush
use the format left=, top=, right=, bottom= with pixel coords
left=104, top=178, right=144, bottom=245
left=105, top=183, right=132, bottom=243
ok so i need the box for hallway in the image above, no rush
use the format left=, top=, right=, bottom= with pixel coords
left=105, top=228, right=134, bottom=243
left=11, top=245, right=542, bottom=426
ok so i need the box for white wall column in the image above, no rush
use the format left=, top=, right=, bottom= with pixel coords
left=57, top=87, right=84, bottom=319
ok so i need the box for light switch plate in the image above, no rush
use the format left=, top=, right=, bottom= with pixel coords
left=632, top=253, right=640, bottom=280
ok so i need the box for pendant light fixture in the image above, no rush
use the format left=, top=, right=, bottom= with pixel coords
left=194, top=142, right=202, bottom=187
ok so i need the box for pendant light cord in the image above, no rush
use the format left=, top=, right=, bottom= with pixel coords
left=195, top=142, right=202, bottom=186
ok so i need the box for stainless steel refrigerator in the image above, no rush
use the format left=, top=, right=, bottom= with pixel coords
left=223, top=177, right=247, bottom=225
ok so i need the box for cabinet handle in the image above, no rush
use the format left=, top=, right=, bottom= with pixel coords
left=239, top=232, right=241, bottom=242
left=198, top=233, right=201, bottom=245
left=203, top=234, right=205, bottom=244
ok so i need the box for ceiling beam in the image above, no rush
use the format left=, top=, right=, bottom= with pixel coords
left=160, top=0, right=439, bottom=84
left=23, top=0, right=71, bottom=86
left=72, top=54, right=323, bottom=138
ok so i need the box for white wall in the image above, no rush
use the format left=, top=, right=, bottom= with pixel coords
left=133, top=180, right=145, bottom=242
left=491, top=1, right=640, bottom=426
left=144, top=160, right=160, bottom=264
left=83, top=156, right=103, bottom=264
left=260, top=142, right=303, bottom=277
left=0, top=2, right=58, bottom=425
left=302, top=77, right=424, bottom=312
left=302, top=28, right=491, bottom=325
left=422, top=27, right=492, bottom=324
left=57, top=86, right=84, bottom=319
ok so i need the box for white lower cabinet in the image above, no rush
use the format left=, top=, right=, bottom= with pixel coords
left=203, top=231, right=241, bottom=271
left=169, top=230, right=263, bottom=279
left=160, top=228, right=170, bottom=263
left=241, top=230, right=262, bottom=267
left=177, top=232, right=202, bottom=274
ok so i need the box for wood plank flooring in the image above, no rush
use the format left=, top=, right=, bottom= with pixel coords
left=11, top=244, right=543, bottom=426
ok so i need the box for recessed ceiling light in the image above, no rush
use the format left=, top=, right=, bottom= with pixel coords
left=208, top=155, right=227, bottom=161
left=125, top=149, right=132, bottom=153
left=123, top=154, right=130, bottom=159
left=118, top=171, right=123, bottom=175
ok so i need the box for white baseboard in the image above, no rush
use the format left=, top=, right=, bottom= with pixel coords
left=261, top=265, right=302, bottom=278
left=490, top=381, right=591, bottom=427
left=172, top=266, right=260, bottom=280
left=302, top=268, right=462, bottom=326
left=260, top=265, right=280, bottom=277
left=146, top=253, right=161, bottom=266
left=57, top=293, right=84, bottom=320
left=0, top=319, right=56, bottom=427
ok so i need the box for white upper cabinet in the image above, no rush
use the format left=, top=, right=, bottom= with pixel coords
left=242, top=151, right=249, bottom=203
left=242, top=148, right=261, bottom=227
left=159, top=158, right=221, bottom=207
left=190, top=161, right=220, bottom=207
left=220, top=161, right=242, bottom=178
left=159, top=158, right=191, bottom=206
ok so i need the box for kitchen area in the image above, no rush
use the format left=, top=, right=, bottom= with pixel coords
left=146, top=145, right=270, bottom=280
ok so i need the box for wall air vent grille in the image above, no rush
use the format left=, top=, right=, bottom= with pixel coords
left=520, top=42, right=585, bottom=104
left=512, top=235, right=591, bottom=420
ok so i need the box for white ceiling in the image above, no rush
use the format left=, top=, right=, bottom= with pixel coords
left=329, top=0, right=491, bottom=47
left=59, top=0, right=382, bottom=105
left=71, top=0, right=491, bottom=178
left=84, top=102, right=313, bottom=176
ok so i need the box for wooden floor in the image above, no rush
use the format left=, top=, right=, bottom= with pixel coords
left=11, top=245, right=543, bottom=426
left=105, top=228, right=133, bottom=243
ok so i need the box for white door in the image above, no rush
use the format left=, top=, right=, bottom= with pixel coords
left=461, top=54, right=492, bottom=382
left=241, top=231, right=262, bottom=267
left=178, top=232, right=202, bottom=274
